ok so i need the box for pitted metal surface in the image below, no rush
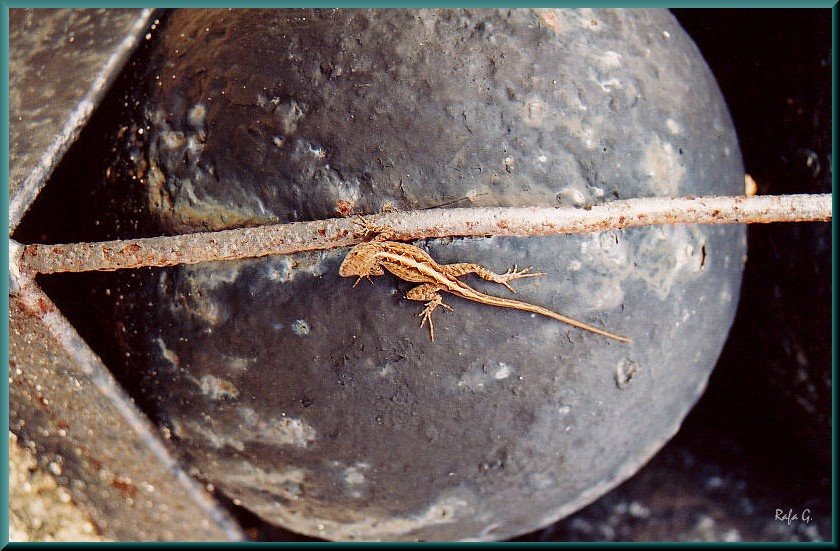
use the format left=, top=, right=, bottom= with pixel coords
left=116, top=9, right=747, bottom=541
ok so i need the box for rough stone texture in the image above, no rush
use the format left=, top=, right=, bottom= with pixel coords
left=9, top=432, right=107, bottom=542
left=116, top=9, right=746, bottom=541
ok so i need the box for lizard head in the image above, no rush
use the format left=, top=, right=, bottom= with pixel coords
left=339, top=242, right=386, bottom=281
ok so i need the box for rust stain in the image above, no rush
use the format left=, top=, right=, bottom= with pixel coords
left=81, top=449, right=103, bottom=472
left=538, top=10, right=562, bottom=33
left=111, top=476, right=138, bottom=499
left=120, top=243, right=141, bottom=255
left=37, top=296, right=52, bottom=314
left=334, top=199, right=355, bottom=217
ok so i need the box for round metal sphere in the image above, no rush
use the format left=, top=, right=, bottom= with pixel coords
left=119, top=8, right=746, bottom=541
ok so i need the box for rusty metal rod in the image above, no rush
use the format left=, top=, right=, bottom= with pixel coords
left=15, top=193, right=832, bottom=275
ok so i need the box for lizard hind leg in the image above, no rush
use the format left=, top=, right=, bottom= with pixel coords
left=406, top=284, right=452, bottom=341
left=443, top=262, right=546, bottom=293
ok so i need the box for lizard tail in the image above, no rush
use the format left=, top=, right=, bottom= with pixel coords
left=465, top=293, right=632, bottom=343
left=534, top=308, right=632, bottom=343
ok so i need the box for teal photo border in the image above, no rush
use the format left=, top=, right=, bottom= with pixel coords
left=1, top=2, right=836, bottom=546
left=0, top=1, right=837, bottom=8
left=832, top=3, right=838, bottom=548
left=1, top=2, right=8, bottom=547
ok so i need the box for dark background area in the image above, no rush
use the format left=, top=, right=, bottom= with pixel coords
left=13, top=8, right=833, bottom=542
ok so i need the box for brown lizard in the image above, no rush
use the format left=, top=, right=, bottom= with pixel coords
left=339, top=232, right=631, bottom=343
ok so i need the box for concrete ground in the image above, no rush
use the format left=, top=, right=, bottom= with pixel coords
left=9, top=432, right=106, bottom=542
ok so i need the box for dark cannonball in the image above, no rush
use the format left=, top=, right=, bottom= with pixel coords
left=117, top=9, right=746, bottom=541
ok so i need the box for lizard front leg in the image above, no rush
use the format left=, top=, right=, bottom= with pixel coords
left=441, top=263, right=545, bottom=293
left=353, top=216, right=396, bottom=241
left=406, top=283, right=453, bottom=341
